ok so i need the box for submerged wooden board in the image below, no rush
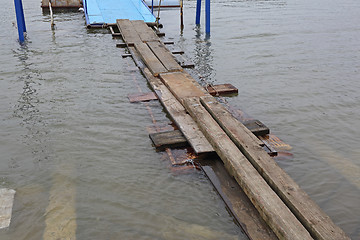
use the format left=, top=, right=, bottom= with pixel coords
left=143, top=68, right=214, bottom=154
left=128, top=92, right=158, bottom=103
left=206, top=84, right=238, bottom=96
left=147, top=41, right=183, bottom=72
left=200, top=96, right=350, bottom=240
left=134, top=42, right=168, bottom=76
left=116, top=19, right=142, bottom=46
left=131, top=20, right=159, bottom=42
left=149, top=130, right=188, bottom=149
left=243, top=119, right=270, bottom=136
left=183, top=97, right=312, bottom=240
left=0, top=188, right=16, bottom=229
left=159, top=72, right=207, bottom=102
left=201, top=158, right=277, bottom=240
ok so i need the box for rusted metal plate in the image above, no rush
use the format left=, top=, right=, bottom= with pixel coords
left=205, top=84, right=238, bottom=96
left=128, top=92, right=158, bottom=103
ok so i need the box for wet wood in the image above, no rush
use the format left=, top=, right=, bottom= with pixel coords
left=159, top=72, right=207, bottom=102
left=0, top=188, right=16, bottom=229
left=200, top=158, right=277, bottom=240
left=149, top=130, right=188, bottom=149
left=116, top=19, right=142, bottom=46
left=131, top=20, right=159, bottom=43
left=116, top=43, right=127, bottom=48
left=128, top=92, right=158, bottom=103
left=134, top=42, right=168, bottom=76
left=183, top=97, right=312, bottom=240
left=175, top=54, right=195, bottom=68
left=243, top=119, right=270, bottom=136
left=259, top=134, right=292, bottom=151
left=200, top=96, right=350, bottom=240
left=147, top=41, right=183, bottom=72
left=206, top=84, right=238, bottom=96
left=143, top=68, right=214, bottom=155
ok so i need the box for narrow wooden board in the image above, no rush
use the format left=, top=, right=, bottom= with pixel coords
left=0, top=188, right=16, bottom=229
left=200, top=96, right=350, bottom=240
left=131, top=20, right=159, bottom=43
left=147, top=41, right=183, bottom=72
left=200, top=158, right=277, bottom=240
left=134, top=42, right=168, bottom=76
left=116, top=19, right=142, bottom=46
left=143, top=69, right=214, bottom=154
left=149, top=130, right=188, bottom=149
left=128, top=92, right=158, bottom=103
left=206, top=84, right=238, bottom=96
left=183, top=97, right=312, bottom=240
left=175, top=54, right=195, bottom=68
left=159, top=72, right=208, bottom=102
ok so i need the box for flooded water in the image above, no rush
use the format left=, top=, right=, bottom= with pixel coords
left=1, top=0, right=359, bottom=239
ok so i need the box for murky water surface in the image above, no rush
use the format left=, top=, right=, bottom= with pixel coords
left=1, top=0, right=359, bottom=239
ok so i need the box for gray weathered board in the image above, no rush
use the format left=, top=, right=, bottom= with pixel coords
left=184, top=97, right=312, bottom=240
left=147, top=41, right=183, bottom=72
left=0, top=188, right=16, bottom=229
left=200, top=96, right=350, bottom=240
left=149, top=130, right=188, bottom=149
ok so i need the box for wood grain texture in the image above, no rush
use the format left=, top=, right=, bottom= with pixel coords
left=131, top=20, right=159, bottom=42
left=134, top=42, right=167, bottom=76
left=183, top=97, right=313, bottom=240
left=147, top=41, right=183, bottom=72
left=116, top=19, right=142, bottom=46
left=200, top=96, right=349, bottom=240
left=159, top=72, right=208, bottom=102
left=144, top=69, right=214, bottom=154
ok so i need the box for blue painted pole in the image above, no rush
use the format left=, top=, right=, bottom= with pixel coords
left=14, top=0, right=26, bottom=42
left=195, top=0, right=201, bottom=25
left=151, top=0, right=154, bottom=14
left=205, top=0, right=210, bottom=34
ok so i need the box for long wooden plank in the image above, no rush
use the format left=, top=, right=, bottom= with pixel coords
left=143, top=68, right=214, bottom=154
left=200, top=96, right=350, bottom=240
left=116, top=19, right=142, bottom=46
left=183, top=97, right=312, bottom=240
left=200, top=158, right=277, bottom=240
left=134, top=42, right=168, bottom=76
left=131, top=20, right=159, bottom=42
left=147, top=41, right=183, bottom=72
left=0, top=188, right=16, bottom=229
left=159, top=72, right=208, bottom=102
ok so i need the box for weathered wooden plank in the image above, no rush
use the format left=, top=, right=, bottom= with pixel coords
left=243, top=119, right=270, bottom=136
left=183, top=97, right=312, bottom=240
left=200, top=96, right=349, bottom=240
left=149, top=130, right=188, bottom=149
left=134, top=42, right=168, bottom=76
left=175, top=54, right=195, bottom=68
left=147, top=41, right=182, bottom=71
left=0, top=188, right=16, bottom=229
left=143, top=68, right=214, bottom=154
left=116, top=19, right=142, bottom=46
left=131, top=20, right=159, bottom=42
left=159, top=72, right=208, bottom=102
left=200, top=158, right=277, bottom=240
left=128, top=92, right=158, bottom=103
left=147, top=41, right=183, bottom=72
left=205, top=84, right=238, bottom=96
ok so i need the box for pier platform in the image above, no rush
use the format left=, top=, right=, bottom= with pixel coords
left=83, top=0, right=155, bottom=27
left=114, top=19, right=350, bottom=240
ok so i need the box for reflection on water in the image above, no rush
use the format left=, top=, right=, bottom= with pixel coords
left=1, top=0, right=360, bottom=239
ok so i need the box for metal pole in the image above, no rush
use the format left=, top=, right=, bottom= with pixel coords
left=151, top=0, right=153, bottom=14
left=195, top=0, right=201, bottom=25
left=205, top=0, right=210, bottom=34
left=180, top=0, right=184, bottom=31
left=14, top=0, right=26, bottom=42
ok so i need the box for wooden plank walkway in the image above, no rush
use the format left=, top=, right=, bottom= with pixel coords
left=117, top=19, right=350, bottom=240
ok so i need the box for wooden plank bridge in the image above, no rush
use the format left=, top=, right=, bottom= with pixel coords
left=114, top=19, right=350, bottom=240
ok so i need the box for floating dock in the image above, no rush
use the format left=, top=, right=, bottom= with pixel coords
left=83, top=0, right=156, bottom=27
left=113, top=19, right=350, bottom=240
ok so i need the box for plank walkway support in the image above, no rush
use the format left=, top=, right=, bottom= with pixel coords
left=199, top=96, right=350, bottom=240
left=14, top=0, right=26, bottom=43
left=183, top=97, right=312, bottom=240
